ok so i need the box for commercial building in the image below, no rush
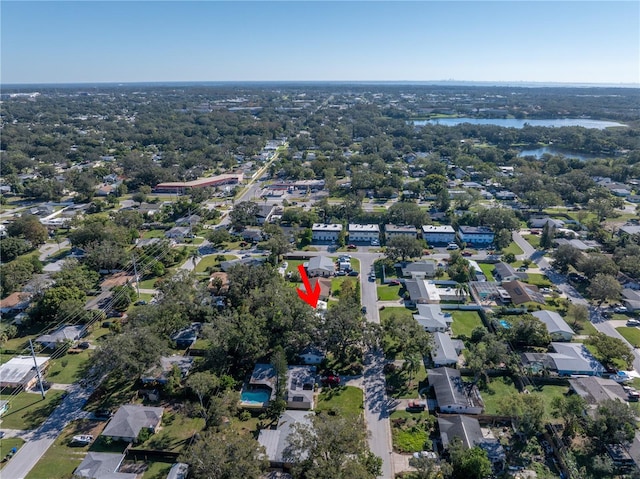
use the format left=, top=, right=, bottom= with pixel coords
left=155, top=173, right=243, bottom=193
left=421, top=225, right=456, bottom=245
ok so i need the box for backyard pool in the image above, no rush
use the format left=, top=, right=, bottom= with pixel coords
left=499, top=320, right=511, bottom=329
left=241, top=390, right=270, bottom=404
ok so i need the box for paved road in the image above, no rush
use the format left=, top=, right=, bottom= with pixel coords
left=2, top=384, right=94, bottom=479
left=512, top=231, right=640, bottom=372
left=355, top=251, right=395, bottom=479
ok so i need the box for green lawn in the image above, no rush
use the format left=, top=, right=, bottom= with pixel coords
left=47, top=351, right=91, bottom=384
left=0, top=390, right=65, bottom=430
left=478, top=263, right=495, bottom=281
left=616, top=327, right=640, bottom=347
left=194, top=254, right=235, bottom=273
left=142, top=230, right=167, bottom=239
left=450, top=311, right=485, bottom=338
left=138, top=277, right=162, bottom=289
left=501, top=241, right=524, bottom=256
left=140, top=461, right=174, bottom=478
left=379, top=307, right=415, bottom=323
left=0, top=437, right=25, bottom=469
left=525, top=273, right=552, bottom=287
left=316, top=385, right=364, bottom=418
left=331, top=276, right=358, bottom=296
left=389, top=410, right=433, bottom=453
left=140, top=410, right=205, bottom=452
left=26, top=419, right=104, bottom=479
left=524, top=234, right=541, bottom=248
left=478, top=376, right=521, bottom=415
left=377, top=285, right=401, bottom=301
left=528, top=383, right=570, bottom=421
left=285, top=259, right=307, bottom=275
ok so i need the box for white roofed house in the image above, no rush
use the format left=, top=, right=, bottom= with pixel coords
left=306, top=256, right=335, bottom=277
left=413, top=304, right=453, bottom=332
left=311, top=223, right=342, bottom=243
left=622, top=289, right=640, bottom=312
left=401, top=260, right=437, bottom=279
left=35, top=324, right=87, bottom=350
left=348, top=224, right=380, bottom=244
left=532, top=310, right=575, bottom=342
left=431, top=332, right=464, bottom=367
left=0, top=355, right=50, bottom=389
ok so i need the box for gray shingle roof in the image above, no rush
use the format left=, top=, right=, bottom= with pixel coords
left=74, top=452, right=135, bottom=479
left=432, top=332, right=459, bottom=365
left=101, top=405, right=163, bottom=440
left=258, top=410, right=312, bottom=464
left=532, top=310, right=575, bottom=337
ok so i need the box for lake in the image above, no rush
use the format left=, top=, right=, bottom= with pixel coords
left=413, top=117, right=626, bottom=129
left=517, top=146, right=597, bottom=161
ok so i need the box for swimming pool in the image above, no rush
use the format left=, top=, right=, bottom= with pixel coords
left=241, top=390, right=270, bottom=404
left=499, top=320, right=511, bottom=329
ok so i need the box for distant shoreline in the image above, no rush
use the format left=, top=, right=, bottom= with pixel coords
left=2, top=80, right=639, bottom=89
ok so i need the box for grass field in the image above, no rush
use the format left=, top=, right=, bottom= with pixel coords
left=377, top=285, right=402, bottom=301
left=478, top=376, right=521, bottom=415
left=386, top=363, right=428, bottom=399
left=316, top=385, right=363, bottom=418
left=47, top=351, right=91, bottom=384
left=524, top=234, right=541, bottom=248
left=140, top=410, right=205, bottom=452
left=450, top=311, right=485, bottom=338
left=528, top=383, right=570, bottom=421
left=0, top=390, right=65, bottom=430
left=525, top=273, right=552, bottom=287
left=502, top=241, right=524, bottom=256
left=379, top=307, right=415, bottom=323
left=194, top=254, right=235, bottom=273
left=616, top=327, right=640, bottom=347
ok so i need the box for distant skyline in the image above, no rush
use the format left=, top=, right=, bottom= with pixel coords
left=2, top=1, right=639, bottom=85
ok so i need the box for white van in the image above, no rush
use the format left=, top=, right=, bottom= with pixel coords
left=446, top=243, right=459, bottom=250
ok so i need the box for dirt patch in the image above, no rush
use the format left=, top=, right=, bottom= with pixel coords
left=102, top=272, right=134, bottom=288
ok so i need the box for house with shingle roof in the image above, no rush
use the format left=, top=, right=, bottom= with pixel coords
left=532, top=310, right=575, bottom=341
left=427, top=367, right=484, bottom=414
left=101, top=405, right=164, bottom=443
left=73, top=452, right=135, bottom=479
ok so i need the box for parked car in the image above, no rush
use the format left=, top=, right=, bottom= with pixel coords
left=78, top=341, right=90, bottom=349
left=361, top=306, right=367, bottom=314
left=71, top=435, right=94, bottom=445
left=321, top=375, right=341, bottom=387
left=446, top=243, right=459, bottom=250
left=134, top=300, right=147, bottom=306
left=389, top=280, right=401, bottom=286
left=627, top=319, right=640, bottom=327
left=348, top=270, right=359, bottom=277
left=412, top=451, right=437, bottom=459
left=614, top=306, right=629, bottom=314
left=336, top=271, right=347, bottom=276
left=461, top=251, right=472, bottom=257
left=406, top=401, right=426, bottom=413
left=347, top=244, right=357, bottom=249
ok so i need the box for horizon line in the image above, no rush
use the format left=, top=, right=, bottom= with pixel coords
left=2, top=80, right=640, bottom=89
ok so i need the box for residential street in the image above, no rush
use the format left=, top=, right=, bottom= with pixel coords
left=2, top=383, right=94, bottom=479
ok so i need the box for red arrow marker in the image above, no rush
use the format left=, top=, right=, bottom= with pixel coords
left=296, top=264, right=321, bottom=309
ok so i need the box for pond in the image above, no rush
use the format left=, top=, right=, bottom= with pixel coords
left=517, top=146, right=598, bottom=161
left=413, top=118, right=626, bottom=129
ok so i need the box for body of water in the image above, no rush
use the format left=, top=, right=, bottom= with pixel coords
left=413, top=117, right=626, bottom=129
left=517, top=146, right=599, bottom=161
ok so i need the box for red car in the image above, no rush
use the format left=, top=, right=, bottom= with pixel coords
left=322, top=375, right=341, bottom=387
left=461, top=251, right=473, bottom=257
left=389, top=280, right=401, bottom=286
left=347, top=244, right=357, bottom=250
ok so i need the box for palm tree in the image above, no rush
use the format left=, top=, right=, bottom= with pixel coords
left=190, top=249, right=201, bottom=268
left=404, top=353, right=422, bottom=388
left=455, top=282, right=470, bottom=302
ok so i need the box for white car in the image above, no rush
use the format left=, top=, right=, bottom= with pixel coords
left=71, top=435, right=94, bottom=445
left=626, top=319, right=640, bottom=327
left=446, top=243, right=459, bottom=250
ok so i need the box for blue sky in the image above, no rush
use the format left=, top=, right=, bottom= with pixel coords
left=2, top=1, right=639, bottom=84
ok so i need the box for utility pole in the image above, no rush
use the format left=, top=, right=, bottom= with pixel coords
left=29, top=339, right=46, bottom=399
left=132, top=254, right=141, bottom=299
